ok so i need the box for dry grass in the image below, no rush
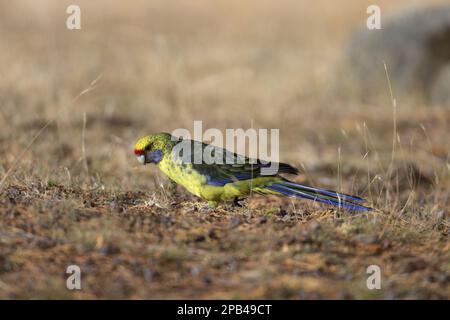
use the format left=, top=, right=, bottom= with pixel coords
left=0, top=0, right=448, bottom=299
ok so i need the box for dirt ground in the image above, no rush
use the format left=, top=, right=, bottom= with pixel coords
left=0, top=0, right=449, bottom=299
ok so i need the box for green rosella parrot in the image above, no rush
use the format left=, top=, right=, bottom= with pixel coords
left=134, top=133, right=372, bottom=211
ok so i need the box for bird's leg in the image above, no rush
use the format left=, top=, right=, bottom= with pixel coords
left=200, top=201, right=218, bottom=213
left=233, top=197, right=244, bottom=207
left=223, top=198, right=246, bottom=211
left=167, top=180, right=178, bottom=197
left=208, top=201, right=218, bottom=208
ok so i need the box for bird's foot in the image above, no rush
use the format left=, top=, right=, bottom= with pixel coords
left=167, top=181, right=178, bottom=198
left=233, top=197, right=246, bottom=208
left=199, top=201, right=218, bottom=213
left=223, top=198, right=247, bottom=211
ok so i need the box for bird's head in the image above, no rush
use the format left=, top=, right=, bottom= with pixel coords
left=134, top=133, right=173, bottom=165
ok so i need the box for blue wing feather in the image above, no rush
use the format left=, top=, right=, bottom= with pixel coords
left=267, top=184, right=372, bottom=212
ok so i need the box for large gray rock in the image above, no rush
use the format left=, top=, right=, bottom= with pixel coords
left=346, top=5, right=450, bottom=105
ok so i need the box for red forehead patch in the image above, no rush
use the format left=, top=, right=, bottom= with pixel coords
left=134, top=149, right=144, bottom=156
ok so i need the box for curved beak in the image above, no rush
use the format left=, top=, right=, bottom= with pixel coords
left=135, top=150, right=163, bottom=165
left=136, top=154, right=146, bottom=165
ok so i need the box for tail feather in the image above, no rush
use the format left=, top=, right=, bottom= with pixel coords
left=267, top=182, right=372, bottom=212
left=280, top=181, right=364, bottom=202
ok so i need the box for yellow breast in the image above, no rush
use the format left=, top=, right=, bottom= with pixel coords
left=156, top=157, right=279, bottom=203
left=157, top=157, right=212, bottom=199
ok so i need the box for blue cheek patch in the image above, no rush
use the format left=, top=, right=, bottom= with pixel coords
left=149, top=150, right=163, bottom=164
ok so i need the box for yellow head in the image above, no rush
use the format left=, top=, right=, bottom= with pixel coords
left=133, top=132, right=174, bottom=165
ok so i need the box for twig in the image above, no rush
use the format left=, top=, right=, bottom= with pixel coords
left=81, top=112, right=89, bottom=176
left=0, top=121, right=52, bottom=191
left=0, top=74, right=102, bottom=192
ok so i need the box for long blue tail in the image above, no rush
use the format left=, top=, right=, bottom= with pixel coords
left=267, top=181, right=372, bottom=212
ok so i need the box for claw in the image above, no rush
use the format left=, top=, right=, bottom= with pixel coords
left=233, top=197, right=245, bottom=207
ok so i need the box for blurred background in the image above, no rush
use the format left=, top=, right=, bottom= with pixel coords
left=0, top=0, right=447, bottom=190
left=0, top=0, right=449, bottom=299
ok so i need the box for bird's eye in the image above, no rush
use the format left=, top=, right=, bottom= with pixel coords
left=145, top=143, right=153, bottom=151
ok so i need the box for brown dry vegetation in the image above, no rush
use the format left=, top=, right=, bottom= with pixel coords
left=0, top=0, right=449, bottom=299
